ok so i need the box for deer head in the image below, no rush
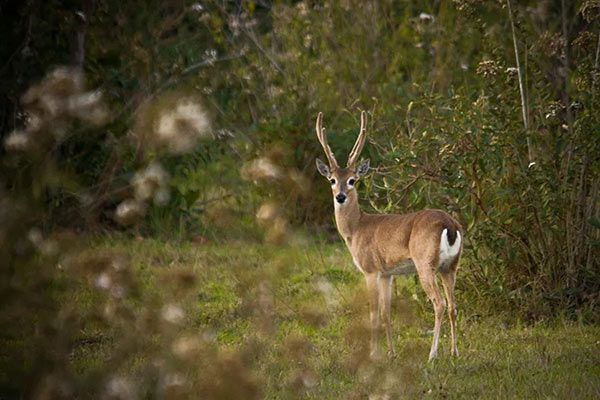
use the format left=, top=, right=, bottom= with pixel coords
left=315, top=111, right=370, bottom=205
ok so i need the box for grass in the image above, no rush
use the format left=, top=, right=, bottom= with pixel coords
left=22, top=237, right=600, bottom=398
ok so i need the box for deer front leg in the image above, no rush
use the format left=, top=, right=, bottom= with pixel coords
left=365, top=272, right=381, bottom=359
left=378, top=275, right=394, bottom=357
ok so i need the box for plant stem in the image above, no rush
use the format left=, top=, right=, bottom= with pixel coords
left=507, top=0, right=533, bottom=164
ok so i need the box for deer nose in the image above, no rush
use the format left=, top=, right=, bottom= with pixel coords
left=335, top=193, right=346, bottom=204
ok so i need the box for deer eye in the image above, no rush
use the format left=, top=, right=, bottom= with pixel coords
left=330, top=178, right=336, bottom=185
left=348, top=178, right=356, bottom=186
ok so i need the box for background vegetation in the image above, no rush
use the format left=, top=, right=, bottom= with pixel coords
left=1, top=0, right=599, bottom=398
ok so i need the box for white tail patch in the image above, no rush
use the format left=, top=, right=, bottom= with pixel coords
left=439, top=228, right=461, bottom=267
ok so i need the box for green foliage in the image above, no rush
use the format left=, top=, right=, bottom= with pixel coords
left=1, top=0, right=600, bottom=396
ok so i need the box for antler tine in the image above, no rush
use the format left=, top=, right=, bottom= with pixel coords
left=316, top=112, right=339, bottom=168
left=347, top=110, right=368, bottom=167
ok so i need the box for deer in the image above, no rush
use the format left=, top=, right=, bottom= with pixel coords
left=314, top=111, right=463, bottom=361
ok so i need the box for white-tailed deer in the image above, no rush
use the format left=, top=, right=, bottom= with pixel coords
left=315, top=111, right=463, bottom=361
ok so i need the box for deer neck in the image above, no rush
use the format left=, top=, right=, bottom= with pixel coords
left=334, top=195, right=362, bottom=242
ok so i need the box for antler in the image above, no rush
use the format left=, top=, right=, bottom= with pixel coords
left=347, top=111, right=367, bottom=167
left=315, top=112, right=339, bottom=169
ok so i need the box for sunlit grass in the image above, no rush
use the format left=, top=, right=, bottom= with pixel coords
left=49, top=237, right=600, bottom=398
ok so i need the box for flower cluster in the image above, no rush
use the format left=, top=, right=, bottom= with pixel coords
left=132, top=162, right=170, bottom=205
left=4, top=66, right=109, bottom=152
left=241, top=154, right=311, bottom=244
left=155, top=100, right=211, bottom=154
left=476, top=60, right=502, bottom=79
left=115, top=161, right=170, bottom=226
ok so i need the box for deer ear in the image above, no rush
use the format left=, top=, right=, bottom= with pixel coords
left=316, top=158, right=330, bottom=177
left=357, top=159, right=370, bottom=177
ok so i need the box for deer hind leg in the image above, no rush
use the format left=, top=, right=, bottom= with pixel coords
left=364, top=272, right=381, bottom=359
left=378, top=275, right=394, bottom=357
left=440, top=262, right=459, bottom=357
left=415, top=260, right=446, bottom=361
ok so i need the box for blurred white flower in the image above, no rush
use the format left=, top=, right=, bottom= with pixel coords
left=161, top=303, right=185, bottom=324
left=154, top=188, right=170, bottom=206
left=241, top=157, right=282, bottom=182
left=419, top=12, right=434, bottom=22
left=110, top=257, right=127, bottom=271
left=156, top=100, right=211, bottom=154
left=204, top=49, right=217, bottom=65
left=132, top=162, right=170, bottom=205
left=4, top=131, right=30, bottom=151
left=27, top=228, right=60, bottom=256
left=95, top=272, right=112, bottom=290
left=67, top=90, right=110, bottom=126
left=172, top=335, right=203, bottom=358
left=21, top=66, right=85, bottom=117
left=114, top=199, right=146, bottom=226
left=256, top=202, right=280, bottom=226
left=190, top=3, right=203, bottom=12
left=215, top=128, right=234, bottom=139
left=104, top=376, right=137, bottom=400
left=110, top=284, right=127, bottom=299
left=163, top=372, right=186, bottom=388
left=26, top=112, right=43, bottom=131
left=27, top=228, right=43, bottom=247
left=295, top=1, right=309, bottom=16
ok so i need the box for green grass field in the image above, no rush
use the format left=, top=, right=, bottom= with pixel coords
left=54, top=238, right=600, bottom=398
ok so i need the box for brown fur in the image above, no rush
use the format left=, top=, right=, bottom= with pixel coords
left=316, top=112, right=463, bottom=361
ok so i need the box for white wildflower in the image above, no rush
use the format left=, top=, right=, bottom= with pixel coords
left=104, top=376, right=137, bottom=399
left=241, top=157, right=283, bottom=182
left=132, top=162, right=170, bottom=205
left=4, top=131, right=30, bottom=151
left=68, top=90, right=102, bottom=111
left=110, top=257, right=127, bottom=271
left=161, top=303, right=185, bottom=324
left=154, top=188, right=170, bottom=206
left=190, top=3, right=203, bottom=12
left=419, top=12, right=434, bottom=22
left=95, top=272, right=112, bottom=290
left=215, top=128, right=234, bottom=139
left=163, top=372, right=186, bottom=388
left=27, top=228, right=43, bottom=247
left=110, top=284, right=127, bottom=299
left=68, top=90, right=110, bottom=126
left=26, top=112, right=43, bottom=131
left=204, top=49, right=217, bottom=65
left=256, top=202, right=279, bottom=225
left=155, top=100, right=211, bottom=154
left=172, top=335, right=202, bottom=358
left=114, top=199, right=146, bottom=226
left=295, top=1, right=309, bottom=16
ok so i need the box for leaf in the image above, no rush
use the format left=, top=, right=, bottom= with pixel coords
left=588, top=217, right=600, bottom=230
